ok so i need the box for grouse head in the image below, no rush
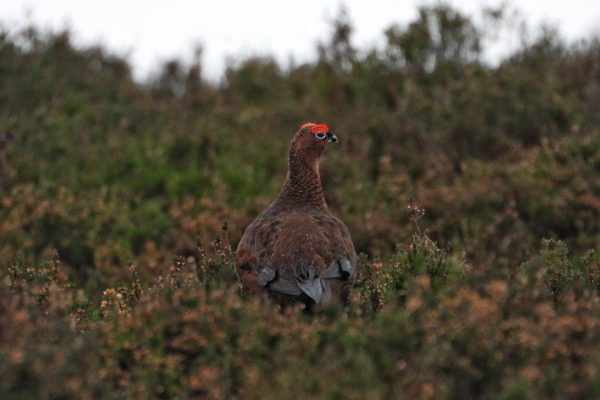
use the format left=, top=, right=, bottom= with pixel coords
left=289, top=122, right=338, bottom=161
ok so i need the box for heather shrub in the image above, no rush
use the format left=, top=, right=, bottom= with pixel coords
left=3, top=235, right=600, bottom=399
left=1, top=2, right=600, bottom=397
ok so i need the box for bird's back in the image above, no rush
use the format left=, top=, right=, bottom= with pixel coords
left=235, top=205, right=357, bottom=306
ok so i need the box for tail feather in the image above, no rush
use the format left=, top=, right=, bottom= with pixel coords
left=297, top=277, right=325, bottom=303
left=295, top=267, right=334, bottom=304
left=259, top=261, right=353, bottom=304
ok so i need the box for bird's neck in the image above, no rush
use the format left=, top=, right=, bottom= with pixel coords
left=276, top=151, right=327, bottom=209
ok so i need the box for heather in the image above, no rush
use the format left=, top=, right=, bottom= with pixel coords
left=1, top=4, right=599, bottom=398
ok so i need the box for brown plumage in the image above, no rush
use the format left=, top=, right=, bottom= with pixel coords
left=235, top=123, right=357, bottom=308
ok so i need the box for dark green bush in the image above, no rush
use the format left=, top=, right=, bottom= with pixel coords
left=2, top=235, right=600, bottom=399
left=1, top=3, right=600, bottom=397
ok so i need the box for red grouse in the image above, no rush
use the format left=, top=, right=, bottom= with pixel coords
left=235, top=123, right=357, bottom=308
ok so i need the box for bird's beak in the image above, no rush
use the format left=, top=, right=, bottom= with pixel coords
left=326, top=132, right=338, bottom=143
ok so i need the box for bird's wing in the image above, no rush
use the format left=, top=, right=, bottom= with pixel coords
left=235, top=214, right=280, bottom=293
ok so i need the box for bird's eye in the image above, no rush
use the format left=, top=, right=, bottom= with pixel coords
left=315, top=132, right=326, bottom=139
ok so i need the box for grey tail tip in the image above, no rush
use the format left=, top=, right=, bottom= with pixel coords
left=296, top=268, right=326, bottom=304
left=298, top=279, right=324, bottom=304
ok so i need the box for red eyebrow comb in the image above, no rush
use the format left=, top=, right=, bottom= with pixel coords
left=310, top=124, right=329, bottom=134
left=300, top=122, right=329, bottom=134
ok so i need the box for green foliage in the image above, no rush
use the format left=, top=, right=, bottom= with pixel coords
left=541, top=238, right=574, bottom=301
left=2, top=237, right=600, bottom=399
left=0, top=3, right=600, bottom=398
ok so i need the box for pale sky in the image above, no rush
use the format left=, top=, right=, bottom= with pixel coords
left=1, top=0, right=599, bottom=81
